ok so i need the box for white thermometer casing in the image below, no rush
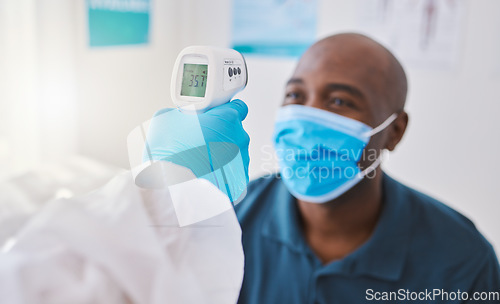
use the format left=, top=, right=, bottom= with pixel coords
left=171, top=46, right=247, bottom=112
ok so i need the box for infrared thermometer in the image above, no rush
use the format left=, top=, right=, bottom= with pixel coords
left=129, top=46, right=248, bottom=191
left=171, top=46, right=247, bottom=112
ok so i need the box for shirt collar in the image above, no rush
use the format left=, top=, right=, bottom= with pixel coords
left=261, top=173, right=411, bottom=282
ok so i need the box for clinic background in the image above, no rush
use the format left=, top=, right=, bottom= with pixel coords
left=0, top=0, right=499, bottom=251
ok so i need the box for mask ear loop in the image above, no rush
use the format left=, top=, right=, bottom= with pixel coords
left=357, top=150, right=385, bottom=178
left=357, top=112, right=398, bottom=178
left=362, top=113, right=398, bottom=138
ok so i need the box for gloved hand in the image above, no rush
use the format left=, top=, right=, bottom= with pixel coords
left=142, top=100, right=250, bottom=203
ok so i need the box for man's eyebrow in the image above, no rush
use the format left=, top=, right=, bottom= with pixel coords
left=286, top=79, right=365, bottom=99
left=286, top=78, right=304, bottom=85
left=327, top=83, right=364, bottom=98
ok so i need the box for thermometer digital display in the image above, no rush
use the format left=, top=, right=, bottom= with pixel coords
left=180, top=64, right=208, bottom=98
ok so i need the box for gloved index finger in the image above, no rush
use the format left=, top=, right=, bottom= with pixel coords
left=208, top=99, right=248, bottom=121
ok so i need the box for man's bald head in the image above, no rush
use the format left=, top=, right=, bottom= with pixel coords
left=295, top=33, right=408, bottom=117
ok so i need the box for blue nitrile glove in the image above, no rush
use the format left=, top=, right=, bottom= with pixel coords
left=143, top=100, right=250, bottom=203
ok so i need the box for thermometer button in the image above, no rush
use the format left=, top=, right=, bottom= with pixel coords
left=228, top=67, right=233, bottom=77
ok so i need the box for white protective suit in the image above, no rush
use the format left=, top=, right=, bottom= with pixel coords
left=0, top=168, right=244, bottom=304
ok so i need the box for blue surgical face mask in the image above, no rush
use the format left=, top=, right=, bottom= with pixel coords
left=273, top=105, right=397, bottom=203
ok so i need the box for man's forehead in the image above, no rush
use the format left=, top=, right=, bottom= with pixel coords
left=294, top=36, right=391, bottom=78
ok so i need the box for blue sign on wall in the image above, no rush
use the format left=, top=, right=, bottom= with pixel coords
left=87, top=0, right=150, bottom=47
left=232, top=0, right=317, bottom=57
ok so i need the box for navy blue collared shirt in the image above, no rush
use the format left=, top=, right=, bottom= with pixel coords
left=235, top=173, right=500, bottom=304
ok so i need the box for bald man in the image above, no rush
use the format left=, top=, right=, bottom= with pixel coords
left=235, top=33, right=500, bottom=303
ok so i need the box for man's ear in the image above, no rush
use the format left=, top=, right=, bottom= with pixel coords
left=386, top=111, right=408, bottom=151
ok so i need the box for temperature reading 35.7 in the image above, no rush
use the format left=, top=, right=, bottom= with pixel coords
left=181, top=64, right=208, bottom=98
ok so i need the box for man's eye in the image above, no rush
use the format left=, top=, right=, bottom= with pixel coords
left=329, top=97, right=346, bottom=107
left=284, top=92, right=304, bottom=104
left=285, top=92, right=301, bottom=99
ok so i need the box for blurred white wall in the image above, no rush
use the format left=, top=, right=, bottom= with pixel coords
left=0, top=0, right=40, bottom=178
left=0, top=0, right=77, bottom=179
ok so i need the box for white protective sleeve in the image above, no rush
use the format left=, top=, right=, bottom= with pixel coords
left=0, top=171, right=244, bottom=304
